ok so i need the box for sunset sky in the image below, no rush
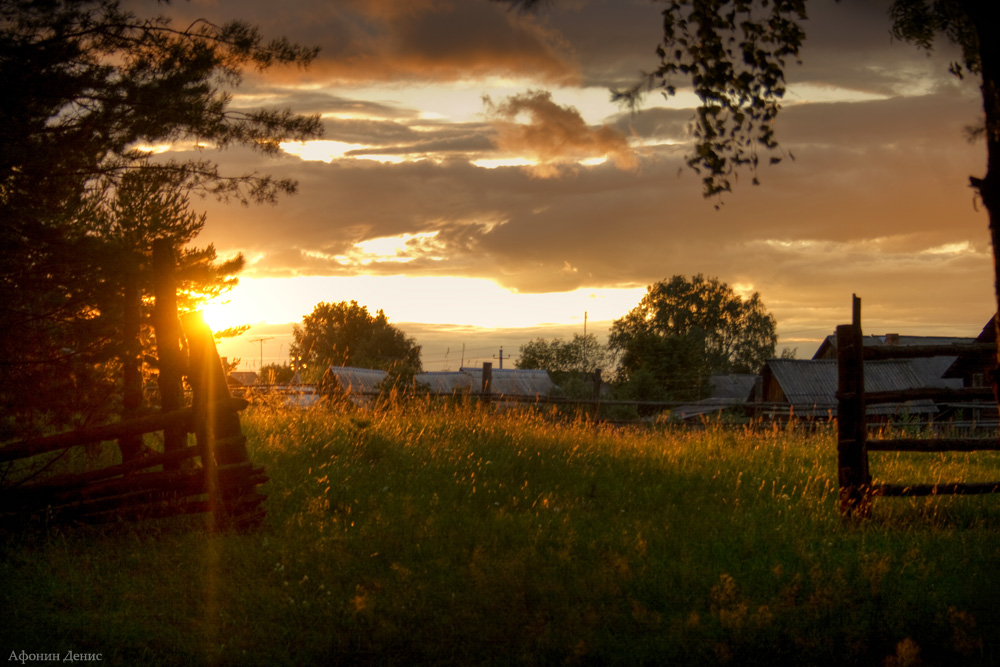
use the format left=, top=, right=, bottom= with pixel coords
left=152, top=0, right=992, bottom=372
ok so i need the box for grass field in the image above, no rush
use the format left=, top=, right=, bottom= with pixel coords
left=3, top=402, right=1000, bottom=666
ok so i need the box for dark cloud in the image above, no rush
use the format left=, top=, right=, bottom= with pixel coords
left=483, top=90, right=637, bottom=176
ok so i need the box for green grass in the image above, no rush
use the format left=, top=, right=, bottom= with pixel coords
left=3, top=402, right=1000, bottom=666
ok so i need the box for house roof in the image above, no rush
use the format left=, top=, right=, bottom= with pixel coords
left=942, top=315, right=997, bottom=379
left=323, top=366, right=555, bottom=396
left=227, top=371, right=258, bottom=387
left=709, top=374, right=758, bottom=402
left=665, top=374, right=759, bottom=421
left=812, top=334, right=975, bottom=360
left=326, top=367, right=388, bottom=394
left=415, top=371, right=474, bottom=394
left=763, top=358, right=962, bottom=416
left=457, top=367, right=555, bottom=396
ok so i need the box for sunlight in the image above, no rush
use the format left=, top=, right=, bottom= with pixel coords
left=280, top=140, right=368, bottom=162
left=353, top=232, right=439, bottom=259
left=472, top=157, right=536, bottom=169
left=197, top=275, right=647, bottom=331
left=732, top=282, right=756, bottom=300
left=200, top=294, right=267, bottom=334
left=921, top=241, right=976, bottom=256
left=134, top=143, right=172, bottom=154
left=280, top=139, right=411, bottom=164
left=783, top=82, right=889, bottom=105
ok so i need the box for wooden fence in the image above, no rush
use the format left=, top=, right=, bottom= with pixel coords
left=837, top=295, right=1000, bottom=516
left=0, top=242, right=267, bottom=530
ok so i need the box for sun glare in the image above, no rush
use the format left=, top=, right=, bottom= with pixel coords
left=195, top=275, right=647, bottom=332
left=200, top=293, right=266, bottom=334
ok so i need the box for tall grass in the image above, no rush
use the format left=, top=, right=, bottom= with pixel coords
left=3, top=402, right=999, bottom=666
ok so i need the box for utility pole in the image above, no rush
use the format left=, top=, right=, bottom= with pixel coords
left=495, top=346, right=504, bottom=370
left=247, top=336, right=273, bottom=373
left=583, top=311, right=587, bottom=372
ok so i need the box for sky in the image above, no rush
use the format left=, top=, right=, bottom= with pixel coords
left=147, top=0, right=992, bottom=372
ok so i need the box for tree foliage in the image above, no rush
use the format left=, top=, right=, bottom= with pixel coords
left=1, top=0, right=321, bottom=220
left=516, top=333, right=610, bottom=375
left=497, top=0, right=807, bottom=197
left=609, top=274, right=776, bottom=400
left=260, top=362, right=296, bottom=385
left=290, top=301, right=422, bottom=384
left=619, top=0, right=806, bottom=197
left=0, top=0, right=322, bottom=437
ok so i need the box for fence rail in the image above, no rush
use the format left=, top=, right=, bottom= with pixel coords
left=0, top=243, right=266, bottom=531
left=836, top=294, right=1000, bottom=516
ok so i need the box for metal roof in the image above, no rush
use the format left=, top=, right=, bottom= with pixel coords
left=765, top=359, right=838, bottom=411
left=323, top=366, right=554, bottom=397
left=764, top=358, right=961, bottom=417
left=813, top=334, right=975, bottom=360
left=414, top=371, right=474, bottom=394
left=709, top=374, right=758, bottom=402
left=227, top=371, right=259, bottom=387
left=326, top=367, right=388, bottom=394
left=457, top=367, right=555, bottom=396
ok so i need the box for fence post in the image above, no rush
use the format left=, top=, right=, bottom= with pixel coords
left=837, top=295, right=870, bottom=516
left=591, top=369, right=602, bottom=419
left=181, top=311, right=250, bottom=528
left=152, top=240, right=187, bottom=462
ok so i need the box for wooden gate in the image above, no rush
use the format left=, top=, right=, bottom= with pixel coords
left=837, top=295, right=1000, bottom=516
left=0, top=242, right=267, bottom=530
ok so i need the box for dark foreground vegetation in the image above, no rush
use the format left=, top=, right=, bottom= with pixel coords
left=3, top=403, right=999, bottom=666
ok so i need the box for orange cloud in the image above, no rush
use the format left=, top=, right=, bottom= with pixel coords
left=484, top=90, right=637, bottom=177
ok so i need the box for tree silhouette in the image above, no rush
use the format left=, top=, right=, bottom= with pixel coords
left=291, top=301, right=423, bottom=384
left=609, top=275, right=776, bottom=401
left=0, top=0, right=322, bottom=438
left=517, top=334, right=610, bottom=375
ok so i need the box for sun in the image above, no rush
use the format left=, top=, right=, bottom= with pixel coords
left=199, top=293, right=263, bottom=333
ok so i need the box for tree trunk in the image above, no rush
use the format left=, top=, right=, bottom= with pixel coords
left=119, top=257, right=143, bottom=463
left=963, top=5, right=1000, bottom=397
left=152, top=240, right=187, bottom=462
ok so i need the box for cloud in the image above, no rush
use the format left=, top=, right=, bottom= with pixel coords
left=483, top=90, right=637, bottom=177
left=254, top=1, right=579, bottom=85
left=192, top=81, right=986, bottom=308
left=145, top=0, right=995, bottom=340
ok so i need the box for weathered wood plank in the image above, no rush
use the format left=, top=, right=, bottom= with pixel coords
left=0, top=409, right=195, bottom=463
left=3, top=445, right=204, bottom=494
left=837, top=299, right=870, bottom=517
left=0, top=399, right=247, bottom=463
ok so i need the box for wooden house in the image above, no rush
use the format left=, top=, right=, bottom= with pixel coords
left=759, top=357, right=963, bottom=419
